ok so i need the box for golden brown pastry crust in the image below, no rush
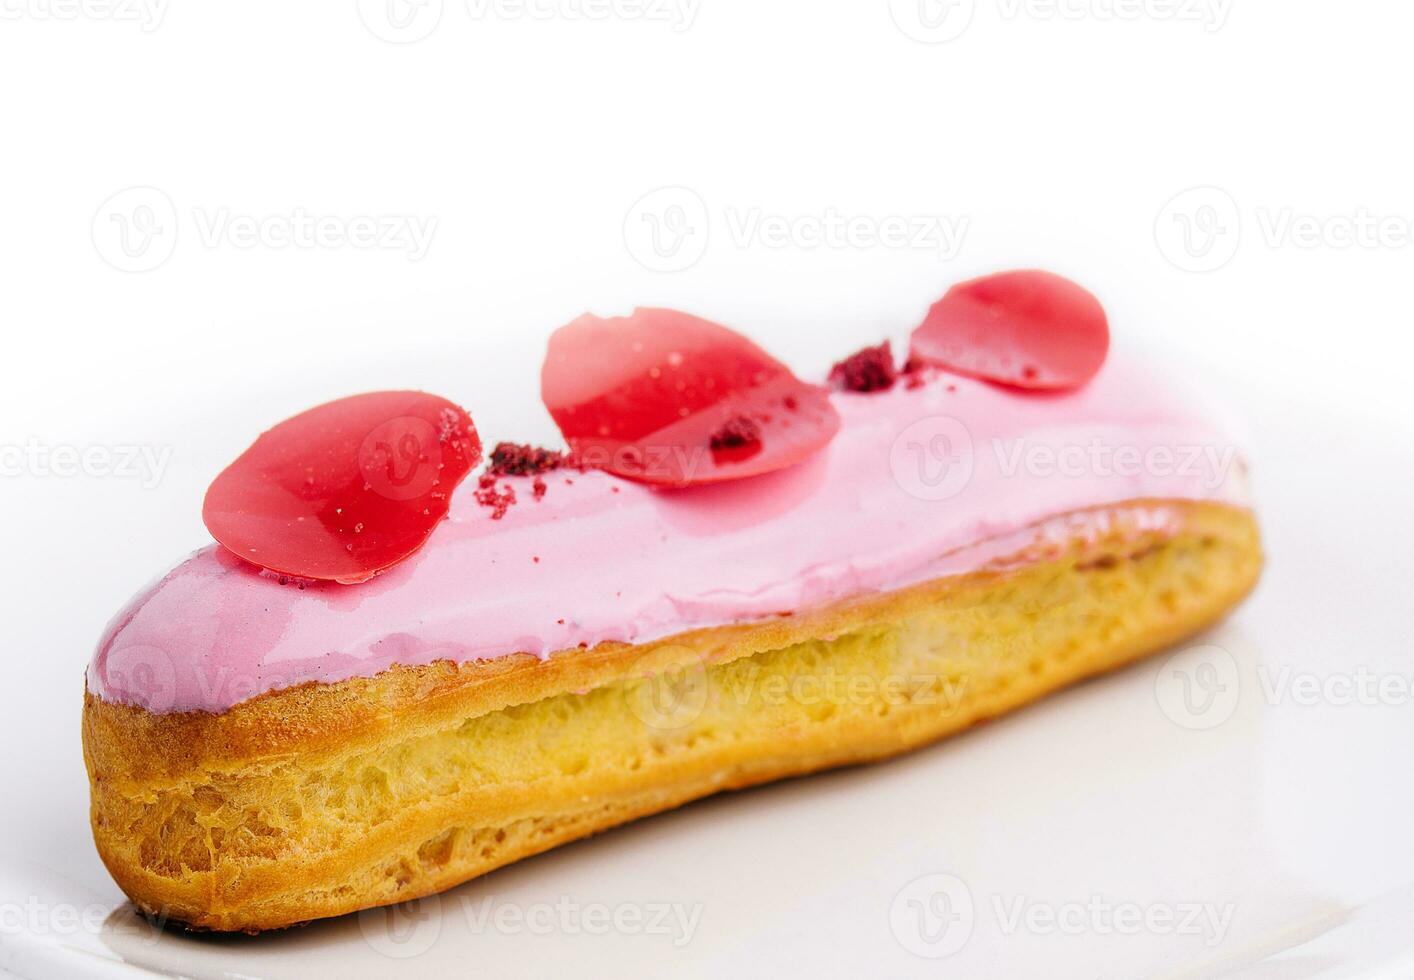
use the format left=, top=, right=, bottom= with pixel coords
left=83, top=500, right=1262, bottom=932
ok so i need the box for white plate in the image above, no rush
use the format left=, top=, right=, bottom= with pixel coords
left=3, top=370, right=1413, bottom=979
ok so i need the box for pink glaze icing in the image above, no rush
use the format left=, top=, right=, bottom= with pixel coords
left=88, top=359, right=1250, bottom=714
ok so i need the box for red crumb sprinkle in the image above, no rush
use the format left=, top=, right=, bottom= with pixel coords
left=900, top=354, right=930, bottom=389
left=710, top=415, right=762, bottom=449
left=487, top=442, right=566, bottom=477
left=474, top=473, right=516, bottom=520
left=829, top=341, right=898, bottom=393
left=533, top=556, right=540, bottom=563
left=480, top=443, right=572, bottom=514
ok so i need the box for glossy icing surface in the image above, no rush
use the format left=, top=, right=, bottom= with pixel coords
left=88, top=360, right=1248, bottom=714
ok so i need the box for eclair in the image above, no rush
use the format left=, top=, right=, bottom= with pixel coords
left=82, top=273, right=1262, bottom=932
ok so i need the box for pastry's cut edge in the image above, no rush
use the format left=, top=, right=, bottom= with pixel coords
left=82, top=499, right=1262, bottom=933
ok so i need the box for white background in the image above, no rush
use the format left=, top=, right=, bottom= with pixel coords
left=2, top=1, right=1413, bottom=977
